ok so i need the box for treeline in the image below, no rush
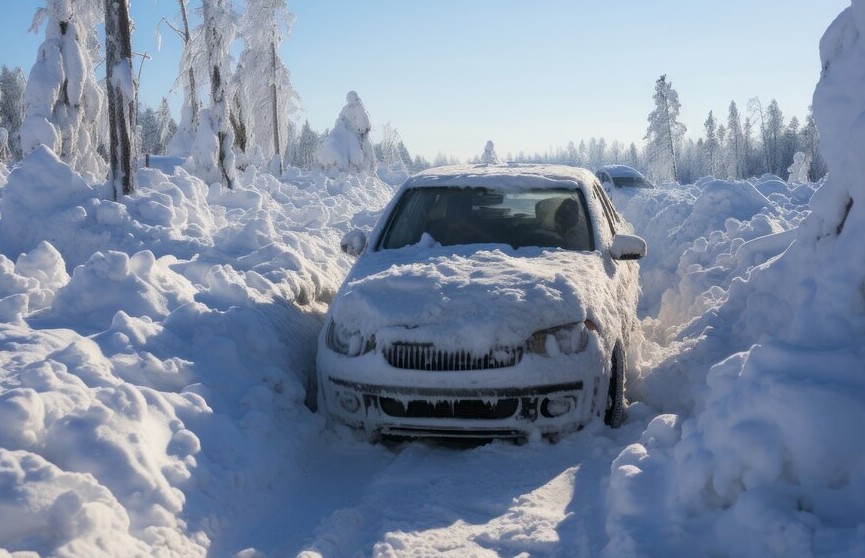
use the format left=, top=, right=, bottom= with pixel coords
left=495, top=76, right=826, bottom=184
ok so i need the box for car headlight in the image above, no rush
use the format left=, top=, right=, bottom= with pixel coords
left=325, top=319, right=376, bottom=357
left=527, top=321, right=596, bottom=356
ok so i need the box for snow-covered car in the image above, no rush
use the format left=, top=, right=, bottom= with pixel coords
left=595, top=165, right=655, bottom=193
left=317, top=164, right=647, bottom=440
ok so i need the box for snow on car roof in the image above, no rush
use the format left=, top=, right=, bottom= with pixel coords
left=402, top=164, right=598, bottom=191
left=596, top=164, right=645, bottom=178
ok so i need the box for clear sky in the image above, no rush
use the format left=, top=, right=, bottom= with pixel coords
left=0, top=0, right=851, bottom=162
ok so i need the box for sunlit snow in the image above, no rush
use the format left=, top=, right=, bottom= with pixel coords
left=1, top=3, right=864, bottom=558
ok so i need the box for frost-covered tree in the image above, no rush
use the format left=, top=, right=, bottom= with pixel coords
left=609, top=139, right=623, bottom=164
left=316, top=91, right=376, bottom=174
left=703, top=110, right=719, bottom=176
left=233, top=0, right=299, bottom=174
left=104, top=0, right=137, bottom=197
left=781, top=116, right=801, bottom=174
left=375, top=122, right=409, bottom=171
left=645, top=74, right=686, bottom=182
left=801, top=106, right=827, bottom=180
left=291, top=119, right=319, bottom=169
left=156, top=98, right=177, bottom=152
left=765, top=99, right=785, bottom=175
left=23, top=0, right=105, bottom=177
left=725, top=101, right=744, bottom=178
left=748, top=97, right=786, bottom=176
left=164, top=0, right=200, bottom=155
left=191, top=0, right=237, bottom=188
left=480, top=140, right=500, bottom=164
left=0, top=66, right=26, bottom=160
left=139, top=98, right=176, bottom=155
left=628, top=142, right=639, bottom=169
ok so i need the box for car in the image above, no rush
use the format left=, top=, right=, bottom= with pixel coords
left=595, top=165, right=655, bottom=193
left=317, top=164, right=647, bottom=441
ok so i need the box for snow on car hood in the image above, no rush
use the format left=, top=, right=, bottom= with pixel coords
left=328, top=243, right=627, bottom=354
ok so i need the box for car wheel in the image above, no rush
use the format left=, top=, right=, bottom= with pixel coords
left=604, top=344, right=625, bottom=428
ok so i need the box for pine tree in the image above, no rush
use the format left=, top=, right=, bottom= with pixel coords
left=801, top=106, right=827, bottom=180
left=628, top=142, right=639, bottom=169
left=726, top=101, right=744, bottom=178
left=291, top=119, right=319, bottom=169
left=645, top=74, right=686, bottom=183
left=155, top=98, right=176, bottom=153
left=765, top=99, right=785, bottom=175
left=703, top=110, right=719, bottom=176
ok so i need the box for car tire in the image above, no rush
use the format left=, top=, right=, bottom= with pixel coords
left=604, top=344, right=625, bottom=428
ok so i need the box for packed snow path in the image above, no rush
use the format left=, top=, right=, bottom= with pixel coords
left=216, top=411, right=653, bottom=557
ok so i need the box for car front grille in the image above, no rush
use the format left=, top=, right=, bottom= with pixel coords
left=379, top=397, right=519, bottom=420
left=382, top=343, right=523, bottom=371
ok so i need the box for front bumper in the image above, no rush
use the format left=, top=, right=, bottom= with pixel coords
left=317, top=347, right=606, bottom=439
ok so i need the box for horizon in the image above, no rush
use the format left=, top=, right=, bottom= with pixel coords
left=0, top=0, right=850, bottom=162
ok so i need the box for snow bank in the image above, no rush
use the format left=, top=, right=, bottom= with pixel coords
left=607, top=3, right=865, bottom=555
left=0, top=150, right=395, bottom=555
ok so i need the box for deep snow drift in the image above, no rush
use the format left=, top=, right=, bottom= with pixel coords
left=1, top=3, right=864, bottom=557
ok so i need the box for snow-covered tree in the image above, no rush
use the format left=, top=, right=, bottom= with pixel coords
left=787, top=151, right=810, bottom=183
left=375, top=122, right=410, bottom=172
left=104, top=0, right=137, bottom=197
left=725, top=101, right=744, bottom=178
left=645, top=74, right=686, bottom=183
left=316, top=91, right=376, bottom=174
left=164, top=0, right=200, bottom=155
left=233, top=0, right=299, bottom=174
left=765, top=99, right=785, bottom=175
left=0, top=126, right=9, bottom=163
left=480, top=140, right=500, bottom=164
left=781, top=116, right=801, bottom=174
left=22, top=0, right=105, bottom=178
left=703, top=110, right=719, bottom=176
left=801, top=106, right=827, bottom=180
left=139, top=98, right=176, bottom=155
left=0, top=66, right=26, bottom=160
left=156, top=98, right=177, bottom=153
left=191, top=0, right=237, bottom=188
left=628, top=142, right=639, bottom=169
left=747, top=97, right=786, bottom=176
left=291, top=119, right=319, bottom=169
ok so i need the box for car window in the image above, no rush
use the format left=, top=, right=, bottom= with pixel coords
left=377, top=186, right=595, bottom=252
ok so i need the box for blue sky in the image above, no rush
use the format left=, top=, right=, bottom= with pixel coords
left=0, top=0, right=850, bottom=161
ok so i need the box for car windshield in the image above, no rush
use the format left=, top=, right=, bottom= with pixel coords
left=611, top=175, right=653, bottom=188
left=378, top=186, right=594, bottom=251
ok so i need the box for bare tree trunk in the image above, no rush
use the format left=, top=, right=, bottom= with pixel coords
left=270, top=39, right=282, bottom=175
left=104, top=0, right=137, bottom=198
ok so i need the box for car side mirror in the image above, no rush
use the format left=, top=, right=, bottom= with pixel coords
left=340, top=229, right=367, bottom=257
left=610, top=234, right=647, bottom=261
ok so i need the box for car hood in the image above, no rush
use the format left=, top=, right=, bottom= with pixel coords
left=328, top=245, right=624, bottom=352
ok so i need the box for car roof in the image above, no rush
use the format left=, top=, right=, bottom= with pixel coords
left=403, top=164, right=598, bottom=192
left=595, top=164, right=645, bottom=178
